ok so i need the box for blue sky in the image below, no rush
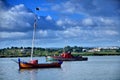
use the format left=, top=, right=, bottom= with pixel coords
left=0, top=0, right=120, bottom=49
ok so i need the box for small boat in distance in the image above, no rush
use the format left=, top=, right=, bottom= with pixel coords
left=17, top=8, right=63, bottom=69
left=46, top=51, right=88, bottom=61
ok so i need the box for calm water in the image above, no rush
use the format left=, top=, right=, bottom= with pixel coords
left=0, top=56, right=120, bottom=80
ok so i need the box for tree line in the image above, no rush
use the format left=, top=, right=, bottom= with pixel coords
left=0, top=46, right=120, bottom=57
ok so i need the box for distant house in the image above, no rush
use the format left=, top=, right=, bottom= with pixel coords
left=88, top=48, right=101, bottom=52
left=82, top=49, right=87, bottom=52
left=104, top=46, right=119, bottom=49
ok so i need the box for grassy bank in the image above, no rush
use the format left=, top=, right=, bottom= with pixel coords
left=0, top=51, right=120, bottom=58
left=72, top=52, right=120, bottom=56
left=0, top=46, right=120, bottom=58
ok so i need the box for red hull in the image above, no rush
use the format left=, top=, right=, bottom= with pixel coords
left=46, top=56, right=88, bottom=61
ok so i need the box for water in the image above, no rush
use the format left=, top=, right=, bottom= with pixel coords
left=0, top=56, right=120, bottom=80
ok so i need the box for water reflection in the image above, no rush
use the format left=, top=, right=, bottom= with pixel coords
left=19, top=69, right=38, bottom=80
left=18, top=68, right=62, bottom=80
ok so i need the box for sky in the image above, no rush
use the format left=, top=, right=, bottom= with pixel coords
left=0, top=0, right=120, bottom=49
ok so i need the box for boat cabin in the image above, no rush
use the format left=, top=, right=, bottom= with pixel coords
left=29, top=60, right=38, bottom=64
left=60, top=51, right=73, bottom=58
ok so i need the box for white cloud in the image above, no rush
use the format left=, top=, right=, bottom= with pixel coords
left=118, top=40, right=120, bottom=43
left=57, top=26, right=81, bottom=38
left=81, top=17, right=119, bottom=28
left=52, top=0, right=119, bottom=17
left=55, top=16, right=119, bottom=40
left=56, top=20, right=63, bottom=26
left=55, top=25, right=119, bottom=41
left=99, top=17, right=114, bottom=25
left=82, top=18, right=93, bottom=25
left=10, top=4, right=27, bottom=12
left=0, top=32, right=26, bottom=38
left=105, top=30, right=119, bottom=36
left=52, top=1, right=82, bottom=14
left=46, top=15, right=52, bottom=20
left=0, top=4, right=34, bottom=31
left=56, top=18, right=77, bottom=27
left=39, top=30, right=48, bottom=37
left=91, top=28, right=119, bottom=38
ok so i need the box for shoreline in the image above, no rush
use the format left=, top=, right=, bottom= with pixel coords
left=0, top=54, right=120, bottom=58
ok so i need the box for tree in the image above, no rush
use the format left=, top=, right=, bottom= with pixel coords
left=116, top=48, right=120, bottom=52
left=64, top=46, right=72, bottom=52
left=73, top=46, right=83, bottom=52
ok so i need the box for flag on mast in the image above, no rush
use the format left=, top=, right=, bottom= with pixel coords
left=36, top=7, right=40, bottom=10
left=34, top=7, right=40, bottom=27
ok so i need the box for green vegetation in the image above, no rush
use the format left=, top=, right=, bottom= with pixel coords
left=0, top=46, right=120, bottom=57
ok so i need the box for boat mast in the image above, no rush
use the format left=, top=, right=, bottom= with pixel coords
left=31, top=8, right=40, bottom=60
left=31, top=15, right=36, bottom=60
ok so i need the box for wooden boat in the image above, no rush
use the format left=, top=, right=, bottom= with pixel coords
left=18, top=58, right=62, bottom=69
left=46, top=52, right=88, bottom=61
left=16, top=8, right=63, bottom=69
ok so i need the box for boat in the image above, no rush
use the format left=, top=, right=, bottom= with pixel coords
left=18, top=59, right=62, bottom=69
left=17, top=8, right=63, bottom=69
left=46, top=51, right=88, bottom=61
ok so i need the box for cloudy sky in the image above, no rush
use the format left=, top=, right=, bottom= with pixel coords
left=0, top=0, right=120, bottom=48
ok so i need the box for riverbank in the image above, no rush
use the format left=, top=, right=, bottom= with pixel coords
left=0, top=52, right=120, bottom=58
left=0, top=46, right=120, bottom=58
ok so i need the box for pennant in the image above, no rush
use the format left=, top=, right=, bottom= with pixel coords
left=36, top=7, right=40, bottom=10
